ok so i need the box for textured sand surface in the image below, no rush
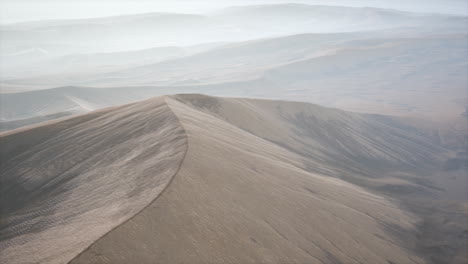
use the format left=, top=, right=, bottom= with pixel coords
left=1, top=95, right=464, bottom=264
left=0, top=97, right=187, bottom=264
left=70, top=95, right=436, bottom=264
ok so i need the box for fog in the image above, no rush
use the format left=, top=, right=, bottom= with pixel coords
left=0, top=0, right=467, bottom=121
left=1, top=1, right=467, bottom=264
left=1, top=0, right=467, bottom=24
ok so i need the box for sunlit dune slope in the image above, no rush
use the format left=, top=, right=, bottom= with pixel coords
left=1, top=94, right=455, bottom=264
left=0, top=97, right=187, bottom=264
left=70, top=95, right=442, bottom=264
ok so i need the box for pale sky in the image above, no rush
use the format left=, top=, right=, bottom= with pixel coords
left=1, top=0, right=467, bottom=24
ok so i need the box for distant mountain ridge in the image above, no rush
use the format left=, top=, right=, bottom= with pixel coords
left=2, top=4, right=465, bottom=54
left=1, top=32, right=466, bottom=127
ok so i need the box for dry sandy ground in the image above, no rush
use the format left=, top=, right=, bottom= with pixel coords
left=1, top=95, right=466, bottom=264
left=0, top=98, right=187, bottom=264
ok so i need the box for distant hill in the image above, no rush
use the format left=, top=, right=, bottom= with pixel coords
left=2, top=4, right=465, bottom=56
left=2, top=33, right=466, bottom=126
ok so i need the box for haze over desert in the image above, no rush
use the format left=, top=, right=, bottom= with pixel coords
left=1, top=1, right=467, bottom=264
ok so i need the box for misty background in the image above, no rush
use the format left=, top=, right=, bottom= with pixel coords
left=1, top=2, right=468, bottom=263
left=1, top=0, right=468, bottom=24
left=0, top=0, right=467, bottom=134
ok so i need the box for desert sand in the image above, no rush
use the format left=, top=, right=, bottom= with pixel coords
left=0, top=97, right=187, bottom=264
left=2, top=94, right=465, bottom=264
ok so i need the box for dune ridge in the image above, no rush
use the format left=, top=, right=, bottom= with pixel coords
left=0, top=97, right=188, bottom=264
left=1, top=95, right=462, bottom=264
left=70, top=95, right=431, bottom=264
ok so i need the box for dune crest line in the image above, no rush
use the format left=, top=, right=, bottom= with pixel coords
left=66, top=96, right=190, bottom=263
left=69, top=94, right=433, bottom=264
left=0, top=97, right=188, bottom=264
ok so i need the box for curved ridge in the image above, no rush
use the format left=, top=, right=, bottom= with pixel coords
left=0, top=97, right=188, bottom=264
left=66, top=96, right=190, bottom=263
left=68, top=95, right=425, bottom=264
left=3, top=95, right=438, bottom=263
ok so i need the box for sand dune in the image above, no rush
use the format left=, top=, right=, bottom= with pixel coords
left=2, top=33, right=465, bottom=128
left=1, top=42, right=227, bottom=82
left=0, top=97, right=187, bottom=264
left=2, top=95, right=465, bottom=263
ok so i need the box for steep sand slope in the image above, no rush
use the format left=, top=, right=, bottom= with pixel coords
left=71, top=95, right=427, bottom=264
left=2, top=95, right=462, bottom=264
left=173, top=95, right=447, bottom=192
left=0, top=97, right=187, bottom=264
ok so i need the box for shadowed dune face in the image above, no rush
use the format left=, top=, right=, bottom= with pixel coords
left=1, top=95, right=465, bottom=264
left=68, top=95, right=451, bottom=264
left=174, top=95, right=447, bottom=189
left=0, top=97, right=188, bottom=264
left=1, top=2, right=466, bottom=263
